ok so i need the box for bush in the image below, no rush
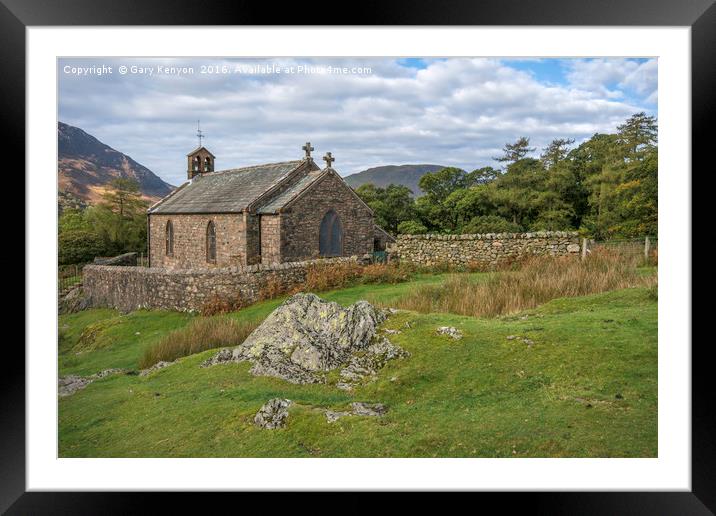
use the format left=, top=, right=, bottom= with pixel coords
left=59, top=229, right=107, bottom=265
left=376, top=249, right=656, bottom=318
left=462, top=215, right=522, bottom=234
left=139, top=316, right=259, bottom=369
left=397, top=220, right=428, bottom=235
left=200, top=294, right=245, bottom=316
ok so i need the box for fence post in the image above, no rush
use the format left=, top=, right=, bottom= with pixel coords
left=581, top=238, right=588, bottom=260
left=644, top=236, right=651, bottom=262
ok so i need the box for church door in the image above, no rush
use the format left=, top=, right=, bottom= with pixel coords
left=319, top=209, right=343, bottom=257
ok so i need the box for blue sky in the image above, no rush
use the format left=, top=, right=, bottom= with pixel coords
left=58, top=57, right=657, bottom=187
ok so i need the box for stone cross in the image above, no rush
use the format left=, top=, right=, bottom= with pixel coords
left=302, top=142, right=314, bottom=159
left=323, top=152, right=335, bottom=168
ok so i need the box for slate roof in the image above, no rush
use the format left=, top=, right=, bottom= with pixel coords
left=149, top=160, right=307, bottom=214
left=256, top=168, right=327, bottom=214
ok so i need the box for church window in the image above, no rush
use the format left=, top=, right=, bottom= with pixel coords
left=165, top=220, right=174, bottom=256
left=206, top=220, right=216, bottom=262
left=319, top=209, right=343, bottom=257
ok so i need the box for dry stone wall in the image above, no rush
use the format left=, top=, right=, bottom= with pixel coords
left=82, top=257, right=357, bottom=313
left=388, top=231, right=581, bottom=267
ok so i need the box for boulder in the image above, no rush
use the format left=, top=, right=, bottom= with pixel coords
left=58, top=368, right=126, bottom=397
left=58, top=285, right=91, bottom=314
left=203, top=293, right=408, bottom=386
left=436, top=326, right=463, bottom=340
left=254, top=398, right=292, bottom=429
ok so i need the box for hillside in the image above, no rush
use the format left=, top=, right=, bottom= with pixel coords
left=58, top=277, right=657, bottom=458
left=344, top=164, right=447, bottom=196
left=58, top=122, right=174, bottom=205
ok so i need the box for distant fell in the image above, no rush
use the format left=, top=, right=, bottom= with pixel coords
left=58, top=122, right=174, bottom=206
left=343, top=164, right=447, bottom=196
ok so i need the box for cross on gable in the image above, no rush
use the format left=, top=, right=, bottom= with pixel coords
left=323, top=152, right=335, bottom=168
left=302, top=142, right=314, bottom=158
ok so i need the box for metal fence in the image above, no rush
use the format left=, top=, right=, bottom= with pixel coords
left=582, top=236, right=658, bottom=264
left=58, top=264, right=84, bottom=294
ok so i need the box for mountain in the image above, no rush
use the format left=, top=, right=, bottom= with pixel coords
left=58, top=122, right=174, bottom=206
left=343, top=164, right=447, bottom=196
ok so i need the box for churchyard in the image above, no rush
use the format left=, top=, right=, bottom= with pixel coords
left=58, top=256, right=657, bottom=458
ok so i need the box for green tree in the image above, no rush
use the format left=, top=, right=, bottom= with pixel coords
left=397, top=220, right=428, bottom=234
left=540, top=138, right=575, bottom=169
left=494, top=137, right=535, bottom=165
left=354, top=183, right=415, bottom=234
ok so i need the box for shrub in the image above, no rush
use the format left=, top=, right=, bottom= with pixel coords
left=139, top=316, right=259, bottom=369
left=375, top=249, right=656, bottom=318
left=361, top=263, right=412, bottom=284
left=462, top=215, right=522, bottom=235
left=303, top=261, right=365, bottom=291
left=200, top=294, right=245, bottom=316
left=58, top=229, right=107, bottom=265
left=397, top=220, right=428, bottom=235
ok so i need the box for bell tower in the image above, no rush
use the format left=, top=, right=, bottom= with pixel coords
left=187, top=120, right=215, bottom=180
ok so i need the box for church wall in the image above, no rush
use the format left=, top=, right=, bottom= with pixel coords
left=279, top=171, right=374, bottom=262
left=149, top=213, right=246, bottom=269
left=245, top=213, right=261, bottom=265
left=260, top=214, right=281, bottom=264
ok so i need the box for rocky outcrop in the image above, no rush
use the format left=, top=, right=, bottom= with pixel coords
left=202, top=293, right=408, bottom=386
left=58, top=285, right=91, bottom=314
left=139, top=360, right=176, bottom=376
left=436, top=326, right=463, bottom=340
left=325, top=402, right=388, bottom=423
left=254, top=398, right=292, bottom=429
left=58, top=368, right=126, bottom=397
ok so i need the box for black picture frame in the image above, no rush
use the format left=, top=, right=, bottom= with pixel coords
left=6, top=0, right=711, bottom=513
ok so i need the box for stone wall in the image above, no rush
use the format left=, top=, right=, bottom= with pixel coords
left=388, top=231, right=581, bottom=267
left=149, top=213, right=245, bottom=269
left=82, top=257, right=357, bottom=313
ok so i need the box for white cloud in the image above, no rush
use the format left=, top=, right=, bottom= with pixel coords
left=59, top=57, right=656, bottom=186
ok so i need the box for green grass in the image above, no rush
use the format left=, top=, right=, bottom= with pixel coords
left=58, top=273, right=657, bottom=458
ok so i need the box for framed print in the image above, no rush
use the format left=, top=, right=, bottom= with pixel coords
left=7, top=0, right=713, bottom=512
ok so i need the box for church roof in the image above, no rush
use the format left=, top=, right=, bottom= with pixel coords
left=149, top=160, right=308, bottom=214
left=256, top=168, right=327, bottom=214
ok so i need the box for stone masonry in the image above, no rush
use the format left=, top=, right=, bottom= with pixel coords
left=279, top=171, right=374, bottom=262
left=82, top=257, right=358, bottom=313
left=388, top=231, right=581, bottom=267
left=149, top=213, right=245, bottom=269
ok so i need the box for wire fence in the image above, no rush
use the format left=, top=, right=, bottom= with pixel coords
left=582, top=236, right=658, bottom=265
left=58, top=263, right=84, bottom=294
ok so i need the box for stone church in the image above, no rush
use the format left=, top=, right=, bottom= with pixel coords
left=148, top=143, right=393, bottom=268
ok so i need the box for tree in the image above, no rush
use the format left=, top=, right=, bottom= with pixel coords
left=354, top=183, right=415, bottom=234
left=397, top=220, right=428, bottom=235
left=462, top=215, right=522, bottom=234
left=540, top=138, right=575, bottom=169
left=58, top=229, right=106, bottom=265
left=494, top=137, right=535, bottom=165
left=616, top=112, right=657, bottom=161
left=87, top=178, right=149, bottom=254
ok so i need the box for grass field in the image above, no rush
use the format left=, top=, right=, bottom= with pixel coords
left=58, top=271, right=657, bottom=458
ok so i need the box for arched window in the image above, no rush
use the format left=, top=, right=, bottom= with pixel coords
left=165, top=220, right=174, bottom=256
left=206, top=220, right=216, bottom=263
left=319, top=209, right=343, bottom=257
left=193, top=156, right=200, bottom=172
left=204, top=156, right=212, bottom=171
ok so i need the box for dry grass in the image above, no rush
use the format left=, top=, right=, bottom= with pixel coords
left=376, top=250, right=657, bottom=318
left=138, top=316, right=259, bottom=369
left=302, top=261, right=412, bottom=292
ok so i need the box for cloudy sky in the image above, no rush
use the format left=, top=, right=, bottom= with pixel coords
left=58, top=57, right=657, bottom=187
